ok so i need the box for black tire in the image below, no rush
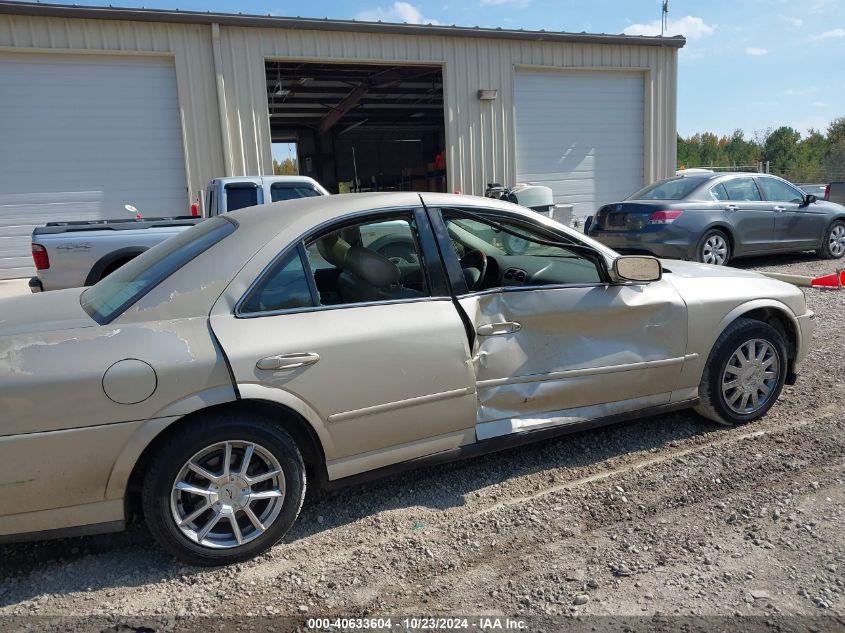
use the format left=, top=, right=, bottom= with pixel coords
left=694, top=318, right=788, bottom=426
left=816, top=220, right=845, bottom=260
left=695, top=229, right=731, bottom=266
left=141, top=411, right=306, bottom=566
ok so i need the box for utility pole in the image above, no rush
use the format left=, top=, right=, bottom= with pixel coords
left=661, top=0, right=669, bottom=36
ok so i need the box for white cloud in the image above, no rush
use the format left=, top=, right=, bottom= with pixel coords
left=813, top=101, right=830, bottom=107
left=355, top=2, right=439, bottom=24
left=808, top=0, right=838, bottom=14
left=811, top=27, right=845, bottom=40
left=781, top=16, right=804, bottom=27
left=622, top=15, right=714, bottom=40
left=745, top=46, right=769, bottom=56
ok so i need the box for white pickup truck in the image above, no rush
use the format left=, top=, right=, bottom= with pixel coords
left=29, top=176, right=328, bottom=292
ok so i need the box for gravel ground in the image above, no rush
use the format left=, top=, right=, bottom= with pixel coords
left=1, top=254, right=844, bottom=631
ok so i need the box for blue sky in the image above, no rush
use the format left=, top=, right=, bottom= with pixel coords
left=34, top=0, right=845, bottom=139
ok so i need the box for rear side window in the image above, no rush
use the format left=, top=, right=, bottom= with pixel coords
left=757, top=177, right=805, bottom=203
left=225, top=183, right=260, bottom=211
left=723, top=178, right=762, bottom=202
left=270, top=183, right=322, bottom=202
left=80, top=217, right=236, bottom=324
left=710, top=183, right=730, bottom=201
left=627, top=177, right=704, bottom=201
left=239, top=248, right=315, bottom=314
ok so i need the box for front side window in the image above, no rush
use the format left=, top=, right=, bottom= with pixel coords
left=723, top=177, right=762, bottom=202
left=757, top=177, right=805, bottom=203
left=443, top=212, right=603, bottom=290
left=270, top=183, right=322, bottom=202
left=81, top=217, right=236, bottom=324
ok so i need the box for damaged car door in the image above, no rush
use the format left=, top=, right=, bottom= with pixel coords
left=430, top=209, right=690, bottom=441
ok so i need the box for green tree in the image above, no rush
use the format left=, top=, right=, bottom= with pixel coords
left=272, top=157, right=298, bottom=175
left=763, top=126, right=801, bottom=175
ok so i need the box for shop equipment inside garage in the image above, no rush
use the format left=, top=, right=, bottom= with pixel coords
left=266, top=61, right=446, bottom=194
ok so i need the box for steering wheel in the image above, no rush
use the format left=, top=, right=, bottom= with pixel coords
left=459, top=249, right=488, bottom=291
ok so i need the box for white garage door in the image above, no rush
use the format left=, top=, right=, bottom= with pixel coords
left=515, top=70, right=644, bottom=220
left=0, top=53, right=188, bottom=279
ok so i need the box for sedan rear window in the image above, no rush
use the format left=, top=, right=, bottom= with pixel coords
left=80, top=217, right=236, bottom=324
left=627, top=177, right=705, bottom=200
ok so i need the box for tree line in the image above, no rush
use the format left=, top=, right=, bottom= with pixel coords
left=677, top=116, right=845, bottom=183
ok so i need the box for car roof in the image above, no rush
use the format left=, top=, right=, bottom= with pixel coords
left=224, top=191, right=534, bottom=232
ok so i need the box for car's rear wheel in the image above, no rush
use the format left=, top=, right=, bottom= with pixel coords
left=817, top=220, right=845, bottom=259
left=696, top=229, right=730, bottom=266
left=141, top=412, right=305, bottom=566
left=694, top=317, right=787, bottom=426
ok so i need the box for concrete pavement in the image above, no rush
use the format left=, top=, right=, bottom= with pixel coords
left=0, top=278, right=30, bottom=300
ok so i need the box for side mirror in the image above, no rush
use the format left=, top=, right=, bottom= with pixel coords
left=613, top=255, right=662, bottom=283
left=803, top=194, right=817, bottom=207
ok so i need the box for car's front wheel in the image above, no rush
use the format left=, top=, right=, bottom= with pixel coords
left=817, top=220, right=845, bottom=259
left=694, top=317, right=788, bottom=426
left=141, top=412, right=306, bottom=566
left=696, top=229, right=731, bottom=266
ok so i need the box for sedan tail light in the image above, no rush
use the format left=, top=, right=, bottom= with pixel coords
left=32, top=243, right=49, bottom=270
left=648, top=210, right=684, bottom=225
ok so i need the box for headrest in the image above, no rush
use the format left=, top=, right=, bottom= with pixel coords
left=343, top=245, right=400, bottom=288
left=316, top=232, right=351, bottom=268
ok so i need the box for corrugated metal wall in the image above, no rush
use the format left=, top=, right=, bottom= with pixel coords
left=0, top=14, right=678, bottom=199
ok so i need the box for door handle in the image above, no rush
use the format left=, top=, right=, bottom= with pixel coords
left=256, top=352, right=320, bottom=371
left=725, top=204, right=739, bottom=212
left=476, top=321, right=522, bottom=336
left=773, top=205, right=787, bottom=212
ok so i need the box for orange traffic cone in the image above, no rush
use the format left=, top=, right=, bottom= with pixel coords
left=810, top=270, right=845, bottom=288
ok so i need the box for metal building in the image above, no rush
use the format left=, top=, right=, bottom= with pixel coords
left=0, top=1, right=683, bottom=278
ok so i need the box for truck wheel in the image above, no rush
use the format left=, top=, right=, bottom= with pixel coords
left=141, top=411, right=306, bottom=566
left=816, top=220, right=845, bottom=259
left=696, top=229, right=731, bottom=266
left=694, top=318, right=787, bottom=426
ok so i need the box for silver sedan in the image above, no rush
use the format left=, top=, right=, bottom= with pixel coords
left=0, top=193, right=814, bottom=565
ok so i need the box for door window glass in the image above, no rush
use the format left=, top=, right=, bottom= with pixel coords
left=757, top=177, right=805, bottom=203
left=225, top=184, right=260, bottom=211
left=240, top=249, right=315, bottom=314
left=443, top=212, right=602, bottom=289
left=303, top=216, right=429, bottom=306
left=723, top=177, right=762, bottom=202
left=710, top=183, right=730, bottom=201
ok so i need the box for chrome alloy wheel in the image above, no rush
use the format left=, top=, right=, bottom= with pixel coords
left=721, top=339, right=780, bottom=415
left=701, top=234, right=729, bottom=265
left=829, top=224, right=845, bottom=257
left=170, top=440, right=285, bottom=548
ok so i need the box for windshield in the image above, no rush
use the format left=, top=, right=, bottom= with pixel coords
left=80, top=217, right=236, bottom=324
left=627, top=177, right=706, bottom=201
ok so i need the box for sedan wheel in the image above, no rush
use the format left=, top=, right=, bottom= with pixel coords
left=818, top=221, right=845, bottom=259
left=142, top=412, right=306, bottom=566
left=170, top=440, right=286, bottom=549
left=720, top=339, right=780, bottom=416
left=694, top=317, right=787, bottom=426
left=698, top=231, right=730, bottom=266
